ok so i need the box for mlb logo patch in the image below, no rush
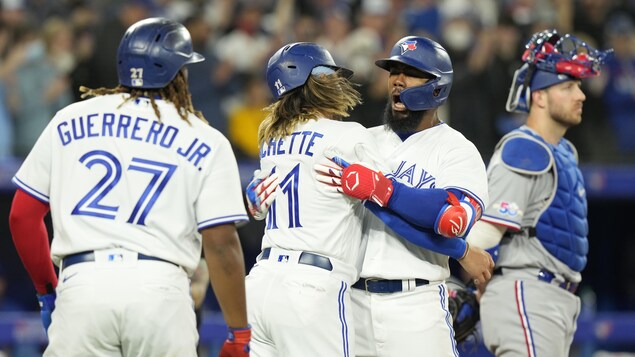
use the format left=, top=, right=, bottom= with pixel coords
left=400, top=40, right=417, bottom=54
left=108, top=253, right=124, bottom=262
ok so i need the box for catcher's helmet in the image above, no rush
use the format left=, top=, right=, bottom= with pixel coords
left=266, top=42, right=353, bottom=100
left=117, top=17, right=204, bottom=89
left=375, top=36, right=453, bottom=111
left=506, top=29, right=613, bottom=113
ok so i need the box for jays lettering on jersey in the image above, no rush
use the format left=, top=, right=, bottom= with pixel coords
left=359, top=124, right=488, bottom=282
left=12, top=94, right=248, bottom=274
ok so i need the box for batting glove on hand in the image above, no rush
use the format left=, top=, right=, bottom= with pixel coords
left=220, top=325, right=251, bottom=357
left=314, top=154, right=349, bottom=190
left=315, top=153, right=393, bottom=207
left=245, top=169, right=279, bottom=220
left=37, top=292, right=56, bottom=333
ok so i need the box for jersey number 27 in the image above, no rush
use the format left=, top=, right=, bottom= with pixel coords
left=72, top=150, right=176, bottom=225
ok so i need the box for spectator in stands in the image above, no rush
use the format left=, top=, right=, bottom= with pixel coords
left=10, top=17, right=73, bottom=157
left=185, top=14, right=233, bottom=136
left=83, top=0, right=153, bottom=89
left=213, top=2, right=273, bottom=83
left=601, top=12, right=635, bottom=156
left=227, top=73, right=270, bottom=160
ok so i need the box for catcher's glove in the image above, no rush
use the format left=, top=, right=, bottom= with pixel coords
left=447, top=279, right=480, bottom=344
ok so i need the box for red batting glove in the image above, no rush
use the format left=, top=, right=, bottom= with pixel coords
left=436, top=192, right=469, bottom=238
left=341, top=163, right=394, bottom=207
left=219, top=326, right=251, bottom=357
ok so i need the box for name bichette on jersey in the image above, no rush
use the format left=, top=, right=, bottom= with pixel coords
left=260, top=130, right=324, bottom=159
left=56, top=112, right=211, bottom=169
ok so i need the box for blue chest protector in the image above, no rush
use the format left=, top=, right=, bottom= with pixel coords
left=501, top=128, right=588, bottom=272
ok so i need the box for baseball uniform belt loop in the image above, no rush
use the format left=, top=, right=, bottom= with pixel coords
left=493, top=268, right=578, bottom=294
left=61, top=251, right=178, bottom=271
left=260, top=248, right=333, bottom=271
left=351, top=278, right=429, bottom=293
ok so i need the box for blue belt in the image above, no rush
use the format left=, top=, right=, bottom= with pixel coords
left=352, top=278, right=429, bottom=293
left=494, top=268, right=578, bottom=294
left=62, top=251, right=177, bottom=271
left=261, top=247, right=333, bottom=271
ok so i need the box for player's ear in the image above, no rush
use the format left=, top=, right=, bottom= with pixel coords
left=531, top=89, right=547, bottom=109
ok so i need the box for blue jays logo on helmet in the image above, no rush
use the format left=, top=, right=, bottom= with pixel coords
left=265, top=42, right=353, bottom=101
left=117, top=17, right=204, bottom=89
left=375, top=36, right=453, bottom=111
left=400, top=40, right=418, bottom=54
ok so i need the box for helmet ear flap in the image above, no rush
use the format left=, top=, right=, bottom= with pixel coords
left=375, top=36, right=453, bottom=110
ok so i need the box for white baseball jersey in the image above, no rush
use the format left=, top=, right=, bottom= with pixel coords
left=258, top=118, right=385, bottom=280
left=12, top=93, right=248, bottom=275
left=247, top=118, right=385, bottom=357
left=359, top=123, right=489, bottom=281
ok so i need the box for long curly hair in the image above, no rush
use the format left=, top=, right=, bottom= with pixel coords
left=79, top=70, right=206, bottom=124
left=258, top=72, right=362, bottom=146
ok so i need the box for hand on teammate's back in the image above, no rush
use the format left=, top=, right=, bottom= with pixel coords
left=220, top=326, right=251, bottom=357
left=37, top=292, right=56, bottom=333
left=245, top=170, right=279, bottom=220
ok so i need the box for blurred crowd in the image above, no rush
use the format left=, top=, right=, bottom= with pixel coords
left=1, top=0, right=635, bottom=354
left=0, top=0, right=635, bottom=164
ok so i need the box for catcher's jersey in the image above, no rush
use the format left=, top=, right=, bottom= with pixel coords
left=13, top=94, right=248, bottom=275
left=360, top=123, right=488, bottom=281
left=259, top=118, right=385, bottom=280
left=480, top=127, right=582, bottom=282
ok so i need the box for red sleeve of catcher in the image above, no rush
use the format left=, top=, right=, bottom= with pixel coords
left=9, top=189, right=57, bottom=294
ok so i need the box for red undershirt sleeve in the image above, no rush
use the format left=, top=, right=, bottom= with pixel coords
left=8, top=189, right=57, bottom=295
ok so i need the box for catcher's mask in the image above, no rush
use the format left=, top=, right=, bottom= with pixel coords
left=117, top=17, right=204, bottom=89
left=506, top=29, right=613, bottom=113
left=265, top=42, right=353, bottom=101
left=375, top=36, right=453, bottom=111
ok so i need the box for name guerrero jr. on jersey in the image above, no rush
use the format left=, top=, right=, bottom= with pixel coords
left=56, top=111, right=211, bottom=169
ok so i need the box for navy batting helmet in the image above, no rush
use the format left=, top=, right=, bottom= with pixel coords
left=506, top=29, right=613, bottom=113
left=266, top=42, right=353, bottom=100
left=117, top=17, right=204, bottom=89
left=375, top=36, right=453, bottom=111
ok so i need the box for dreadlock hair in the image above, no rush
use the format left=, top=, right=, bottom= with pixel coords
left=258, top=72, right=362, bottom=146
left=79, top=70, right=206, bottom=124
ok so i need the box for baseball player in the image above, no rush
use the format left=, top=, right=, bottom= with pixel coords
left=245, top=42, right=388, bottom=357
left=8, top=18, right=251, bottom=357
left=315, top=36, right=495, bottom=356
left=466, top=29, right=612, bottom=356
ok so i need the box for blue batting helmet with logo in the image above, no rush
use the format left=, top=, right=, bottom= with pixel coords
left=506, top=29, right=613, bottom=113
left=266, top=42, right=353, bottom=100
left=375, top=36, right=453, bottom=111
left=117, top=17, right=204, bottom=89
